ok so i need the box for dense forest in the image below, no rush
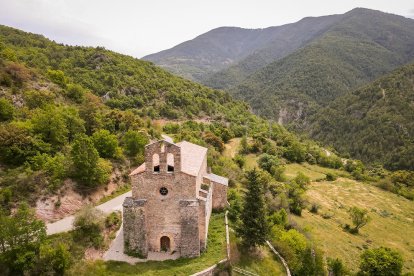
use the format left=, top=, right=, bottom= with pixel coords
left=307, top=63, right=414, bottom=170
left=229, top=8, right=414, bottom=126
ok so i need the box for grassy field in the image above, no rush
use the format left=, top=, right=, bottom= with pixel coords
left=229, top=232, right=285, bottom=275
left=68, top=213, right=227, bottom=275
left=294, top=178, right=414, bottom=273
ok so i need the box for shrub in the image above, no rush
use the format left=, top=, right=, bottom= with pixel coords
left=347, top=206, right=371, bottom=234
left=105, top=211, right=121, bottom=229
left=359, top=247, right=403, bottom=276
left=122, top=130, right=148, bottom=157
left=310, top=203, right=320, bottom=214
left=0, top=98, right=14, bottom=121
left=233, top=154, right=245, bottom=169
left=92, top=129, right=119, bottom=158
left=283, top=141, right=306, bottom=163
left=326, top=172, right=337, bottom=181
left=66, top=83, right=86, bottom=103
left=24, top=89, right=55, bottom=109
left=47, top=69, right=67, bottom=87
left=73, top=206, right=105, bottom=248
left=327, top=257, right=347, bottom=276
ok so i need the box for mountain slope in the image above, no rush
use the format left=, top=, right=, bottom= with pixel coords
left=229, top=8, right=414, bottom=125
left=306, top=63, right=414, bottom=170
left=202, top=14, right=344, bottom=89
left=143, top=14, right=344, bottom=83
left=0, top=24, right=255, bottom=121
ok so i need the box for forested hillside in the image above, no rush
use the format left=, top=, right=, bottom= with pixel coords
left=307, top=63, right=414, bottom=170
left=202, top=14, right=343, bottom=89
left=0, top=24, right=337, bottom=206
left=143, top=14, right=343, bottom=83
left=230, top=8, right=414, bottom=126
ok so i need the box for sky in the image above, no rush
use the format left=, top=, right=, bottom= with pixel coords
left=0, top=0, right=413, bottom=58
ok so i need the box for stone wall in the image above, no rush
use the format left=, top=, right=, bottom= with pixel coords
left=212, top=182, right=228, bottom=210
left=180, top=200, right=201, bottom=257
left=123, top=197, right=148, bottom=257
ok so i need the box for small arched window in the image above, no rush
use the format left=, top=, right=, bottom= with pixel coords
left=153, top=153, right=160, bottom=173
left=167, top=153, right=174, bottom=172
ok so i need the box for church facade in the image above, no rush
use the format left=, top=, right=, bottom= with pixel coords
left=123, top=137, right=228, bottom=258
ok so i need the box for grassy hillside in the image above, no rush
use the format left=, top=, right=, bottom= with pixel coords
left=295, top=178, right=414, bottom=273
left=307, top=63, right=414, bottom=170
left=230, top=8, right=414, bottom=126
left=223, top=136, right=414, bottom=274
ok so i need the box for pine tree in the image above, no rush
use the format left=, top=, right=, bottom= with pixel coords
left=237, top=169, right=269, bottom=248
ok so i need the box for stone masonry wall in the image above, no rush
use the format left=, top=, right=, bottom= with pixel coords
left=180, top=200, right=201, bottom=257
left=129, top=141, right=201, bottom=256
left=212, top=183, right=228, bottom=210
left=123, top=197, right=148, bottom=257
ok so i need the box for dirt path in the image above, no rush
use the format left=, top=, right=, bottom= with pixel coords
left=46, top=191, right=132, bottom=235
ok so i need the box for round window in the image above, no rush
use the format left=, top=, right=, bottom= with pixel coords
left=159, top=187, right=168, bottom=196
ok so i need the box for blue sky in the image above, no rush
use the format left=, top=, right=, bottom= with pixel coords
left=0, top=0, right=413, bottom=57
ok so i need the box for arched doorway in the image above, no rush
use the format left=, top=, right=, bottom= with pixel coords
left=160, top=236, right=170, bottom=252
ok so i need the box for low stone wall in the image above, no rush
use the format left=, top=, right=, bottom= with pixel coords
left=191, top=259, right=228, bottom=276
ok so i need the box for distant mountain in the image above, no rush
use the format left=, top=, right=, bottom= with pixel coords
left=229, top=8, right=414, bottom=125
left=143, top=14, right=344, bottom=83
left=144, top=9, right=414, bottom=126
left=307, top=63, right=414, bottom=170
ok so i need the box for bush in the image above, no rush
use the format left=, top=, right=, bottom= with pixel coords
left=66, top=83, right=86, bottom=103
left=359, top=247, right=403, bottom=276
left=327, top=257, right=347, bottom=276
left=203, top=131, right=224, bottom=152
left=92, top=129, right=119, bottom=158
left=24, top=89, right=55, bottom=109
left=258, top=153, right=280, bottom=173
left=0, top=98, right=14, bottom=121
left=36, top=242, right=71, bottom=275
left=233, top=154, right=245, bottom=169
left=326, top=172, right=337, bottom=181
left=347, top=206, right=371, bottom=234
left=310, top=203, right=320, bottom=214
left=47, top=69, right=67, bottom=87
left=122, top=130, right=148, bottom=157
left=283, top=141, right=306, bottom=163
left=73, top=206, right=105, bottom=248
left=105, top=211, right=121, bottom=229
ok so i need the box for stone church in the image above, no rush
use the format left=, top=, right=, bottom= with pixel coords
left=123, top=136, right=228, bottom=258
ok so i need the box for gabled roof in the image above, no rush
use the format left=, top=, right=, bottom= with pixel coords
left=175, top=141, right=207, bottom=176
left=205, top=173, right=228, bottom=186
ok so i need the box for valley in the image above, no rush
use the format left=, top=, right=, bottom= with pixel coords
left=1, top=5, right=414, bottom=276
